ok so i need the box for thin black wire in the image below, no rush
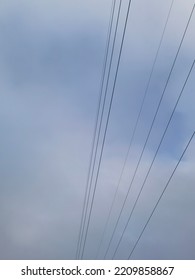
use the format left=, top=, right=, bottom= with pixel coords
left=78, top=0, right=122, bottom=258
left=103, top=4, right=195, bottom=259
left=76, top=0, right=116, bottom=259
left=79, top=0, right=122, bottom=258
left=80, top=0, right=122, bottom=259
left=128, top=131, right=195, bottom=259
left=112, top=60, right=195, bottom=259
left=95, top=0, right=175, bottom=259
left=80, top=0, right=133, bottom=259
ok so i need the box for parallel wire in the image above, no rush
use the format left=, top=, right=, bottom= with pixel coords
left=76, top=0, right=117, bottom=259
left=79, top=0, right=123, bottom=259
left=128, top=131, right=195, bottom=259
left=103, top=4, right=195, bottom=259
left=95, top=0, right=175, bottom=259
left=80, top=0, right=133, bottom=259
left=112, top=60, right=195, bottom=259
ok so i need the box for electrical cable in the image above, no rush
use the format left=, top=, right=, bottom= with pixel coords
left=76, top=0, right=117, bottom=259
left=80, top=0, right=123, bottom=259
left=112, top=60, right=195, bottom=259
left=95, top=0, right=175, bottom=259
left=79, top=0, right=122, bottom=256
left=103, top=4, right=195, bottom=259
left=128, top=131, right=195, bottom=259
left=80, top=0, right=133, bottom=259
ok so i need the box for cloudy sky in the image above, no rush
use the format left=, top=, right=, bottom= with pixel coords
left=0, top=0, right=195, bottom=260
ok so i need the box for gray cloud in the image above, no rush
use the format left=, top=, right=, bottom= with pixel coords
left=0, top=0, right=194, bottom=259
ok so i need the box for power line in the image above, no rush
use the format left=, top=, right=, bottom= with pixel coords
left=81, top=0, right=122, bottom=258
left=76, top=0, right=117, bottom=259
left=112, top=60, right=195, bottom=259
left=103, top=4, right=195, bottom=259
left=128, top=131, right=195, bottom=259
left=80, top=0, right=133, bottom=259
left=95, top=0, right=175, bottom=259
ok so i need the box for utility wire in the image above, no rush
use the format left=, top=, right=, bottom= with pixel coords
left=95, top=0, right=175, bottom=259
left=79, top=0, right=123, bottom=258
left=112, top=60, right=195, bottom=259
left=80, top=0, right=133, bottom=259
left=80, top=0, right=123, bottom=259
left=76, top=0, right=116, bottom=259
left=79, top=0, right=122, bottom=258
left=103, top=4, right=195, bottom=259
left=128, top=131, right=195, bottom=259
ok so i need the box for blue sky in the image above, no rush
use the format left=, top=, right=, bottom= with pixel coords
left=0, top=0, right=195, bottom=259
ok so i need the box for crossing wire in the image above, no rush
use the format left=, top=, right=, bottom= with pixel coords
left=128, top=131, right=195, bottom=259
left=80, top=0, right=133, bottom=259
left=103, top=4, right=195, bottom=259
left=95, top=0, right=175, bottom=259
left=112, top=60, right=195, bottom=259
left=76, top=0, right=117, bottom=259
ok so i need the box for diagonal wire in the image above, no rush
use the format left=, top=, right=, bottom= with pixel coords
left=78, top=0, right=122, bottom=259
left=112, top=60, right=195, bottom=259
left=95, top=0, right=175, bottom=259
left=103, top=4, right=195, bottom=259
left=76, top=0, right=117, bottom=259
left=80, top=0, right=133, bottom=259
left=128, top=131, right=195, bottom=259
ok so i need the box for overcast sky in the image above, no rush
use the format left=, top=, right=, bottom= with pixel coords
left=0, top=0, right=195, bottom=260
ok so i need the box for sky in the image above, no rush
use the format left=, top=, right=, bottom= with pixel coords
left=0, top=0, right=195, bottom=260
